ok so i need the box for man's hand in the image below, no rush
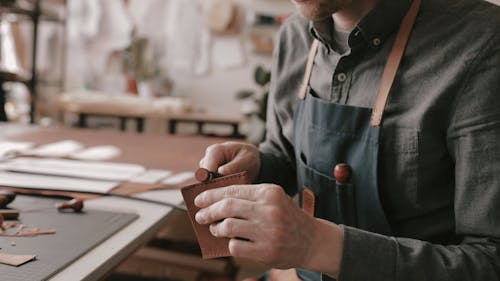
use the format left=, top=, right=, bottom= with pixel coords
left=199, top=142, right=260, bottom=182
left=194, top=184, right=344, bottom=277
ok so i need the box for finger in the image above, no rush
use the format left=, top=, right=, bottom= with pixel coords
left=195, top=184, right=262, bottom=208
left=218, top=152, right=249, bottom=175
left=200, top=144, right=228, bottom=172
left=228, top=238, right=260, bottom=259
left=209, top=218, right=258, bottom=240
left=195, top=197, right=254, bottom=224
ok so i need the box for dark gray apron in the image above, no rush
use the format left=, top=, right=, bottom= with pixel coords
left=289, top=1, right=421, bottom=280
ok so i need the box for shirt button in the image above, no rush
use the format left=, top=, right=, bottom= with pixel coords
left=337, top=73, right=347, bottom=82
left=372, top=38, right=381, bottom=46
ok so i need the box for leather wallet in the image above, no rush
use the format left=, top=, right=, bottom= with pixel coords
left=181, top=171, right=250, bottom=259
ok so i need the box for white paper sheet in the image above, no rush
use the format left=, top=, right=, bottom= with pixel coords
left=0, top=141, right=33, bottom=157
left=162, top=172, right=195, bottom=185
left=25, top=140, right=84, bottom=157
left=129, top=169, right=173, bottom=184
left=69, top=145, right=121, bottom=161
left=0, top=172, right=119, bottom=194
left=0, top=158, right=145, bottom=181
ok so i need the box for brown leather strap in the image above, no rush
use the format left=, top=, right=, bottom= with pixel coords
left=298, top=39, right=320, bottom=100
left=370, top=0, right=421, bottom=126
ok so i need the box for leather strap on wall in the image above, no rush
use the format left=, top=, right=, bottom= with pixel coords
left=298, top=39, right=320, bottom=100
left=370, top=0, right=421, bottom=126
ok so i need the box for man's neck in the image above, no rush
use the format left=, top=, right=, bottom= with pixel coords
left=332, top=0, right=379, bottom=31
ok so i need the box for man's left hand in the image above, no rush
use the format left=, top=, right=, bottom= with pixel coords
left=194, top=184, right=344, bottom=277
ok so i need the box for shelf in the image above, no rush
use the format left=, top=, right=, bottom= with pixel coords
left=0, top=0, right=67, bottom=123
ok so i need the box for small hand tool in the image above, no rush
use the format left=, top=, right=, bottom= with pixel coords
left=55, top=198, right=84, bottom=212
left=20, top=198, right=85, bottom=213
left=0, top=198, right=84, bottom=220
left=195, top=168, right=223, bottom=182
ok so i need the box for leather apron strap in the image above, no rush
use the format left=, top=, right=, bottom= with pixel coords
left=297, top=0, right=421, bottom=127
left=370, top=0, right=421, bottom=126
left=298, top=40, right=320, bottom=100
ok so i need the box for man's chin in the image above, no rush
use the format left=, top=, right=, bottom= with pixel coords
left=297, top=10, right=335, bottom=21
left=294, top=3, right=337, bottom=21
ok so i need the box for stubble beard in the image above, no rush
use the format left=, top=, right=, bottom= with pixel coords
left=293, top=0, right=352, bottom=21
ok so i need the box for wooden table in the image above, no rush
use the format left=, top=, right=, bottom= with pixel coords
left=0, top=125, right=229, bottom=281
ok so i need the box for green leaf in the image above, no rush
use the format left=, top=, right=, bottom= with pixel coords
left=235, top=90, right=255, bottom=100
left=254, top=66, right=271, bottom=86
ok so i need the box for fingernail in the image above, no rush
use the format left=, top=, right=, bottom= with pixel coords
left=194, top=193, right=203, bottom=207
left=195, top=211, right=205, bottom=224
left=218, top=166, right=226, bottom=175
left=209, top=224, right=217, bottom=237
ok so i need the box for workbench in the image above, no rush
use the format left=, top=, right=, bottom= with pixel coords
left=0, top=123, right=229, bottom=281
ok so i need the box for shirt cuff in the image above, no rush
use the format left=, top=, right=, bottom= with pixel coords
left=338, top=226, right=397, bottom=281
left=255, top=151, right=275, bottom=183
left=254, top=151, right=297, bottom=195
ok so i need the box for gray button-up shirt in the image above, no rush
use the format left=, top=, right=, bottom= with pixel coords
left=256, top=0, right=500, bottom=279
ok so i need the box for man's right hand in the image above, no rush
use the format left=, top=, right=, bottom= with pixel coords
left=199, top=142, right=260, bottom=182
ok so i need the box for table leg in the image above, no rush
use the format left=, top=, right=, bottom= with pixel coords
left=78, top=114, right=88, bottom=128
left=136, top=117, right=144, bottom=133
left=196, top=122, right=203, bottom=135
left=120, top=117, right=127, bottom=131
left=169, top=120, right=177, bottom=134
left=0, top=84, right=7, bottom=122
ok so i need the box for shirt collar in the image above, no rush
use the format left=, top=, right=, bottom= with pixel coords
left=309, top=0, right=413, bottom=49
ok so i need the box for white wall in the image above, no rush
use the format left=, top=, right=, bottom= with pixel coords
left=486, top=0, right=500, bottom=5
left=172, top=55, right=272, bottom=116
left=173, top=0, right=294, bottom=116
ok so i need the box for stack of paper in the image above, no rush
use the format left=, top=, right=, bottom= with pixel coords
left=0, top=158, right=145, bottom=181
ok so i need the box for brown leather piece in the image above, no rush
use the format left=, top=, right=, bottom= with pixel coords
left=269, top=269, right=301, bottom=281
left=0, top=253, right=37, bottom=266
left=181, top=171, right=250, bottom=259
left=302, top=187, right=315, bottom=217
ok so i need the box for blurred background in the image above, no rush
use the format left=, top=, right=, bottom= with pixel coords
left=0, top=0, right=295, bottom=144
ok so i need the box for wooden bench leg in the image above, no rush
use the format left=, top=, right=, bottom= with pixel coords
left=196, top=121, right=204, bottom=135
left=231, top=124, right=240, bottom=138
left=136, top=117, right=144, bottom=133
left=78, top=114, right=88, bottom=128
left=169, top=120, right=177, bottom=134
left=120, top=117, right=127, bottom=131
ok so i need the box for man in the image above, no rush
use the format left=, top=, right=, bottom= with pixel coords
left=195, top=0, right=500, bottom=280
